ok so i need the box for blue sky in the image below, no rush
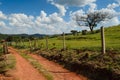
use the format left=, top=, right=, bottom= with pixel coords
left=0, top=0, right=119, bottom=34
left=0, top=0, right=56, bottom=15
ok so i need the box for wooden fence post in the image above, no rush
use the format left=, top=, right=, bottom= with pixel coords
left=34, top=38, right=37, bottom=49
left=5, top=42, right=8, bottom=54
left=63, top=32, right=66, bottom=50
left=101, top=26, right=106, bottom=54
left=3, top=41, right=8, bottom=54
left=46, top=36, right=48, bottom=50
left=29, top=40, right=32, bottom=51
left=3, top=42, right=5, bottom=54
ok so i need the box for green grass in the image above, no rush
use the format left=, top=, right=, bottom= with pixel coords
left=34, top=25, right=120, bottom=52
left=20, top=53, right=53, bottom=80
left=12, top=25, right=120, bottom=52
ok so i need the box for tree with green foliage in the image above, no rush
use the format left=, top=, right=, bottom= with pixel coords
left=75, top=11, right=113, bottom=33
left=71, top=30, right=78, bottom=36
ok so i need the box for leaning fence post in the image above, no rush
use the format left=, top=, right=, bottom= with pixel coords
left=101, top=26, right=106, bottom=54
left=63, top=32, right=66, bottom=50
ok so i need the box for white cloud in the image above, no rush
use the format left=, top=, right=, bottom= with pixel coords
left=5, top=13, right=35, bottom=34
left=0, top=0, right=120, bottom=34
left=0, top=11, right=7, bottom=20
left=9, top=13, right=34, bottom=28
left=48, top=0, right=96, bottom=7
left=0, top=21, right=11, bottom=34
left=107, top=3, right=119, bottom=9
left=99, top=8, right=120, bottom=17
left=70, top=9, right=86, bottom=20
left=88, top=3, right=97, bottom=12
left=35, top=11, right=63, bottom=25
left=48, top=0, right=96, bottom=16
left=48, top=0, right=66, bottom=16
left=0, top=21, right=6, bottom=27
left=100, top=17, right=120, bottom=27
left=35, top=11, right=69, bottom=34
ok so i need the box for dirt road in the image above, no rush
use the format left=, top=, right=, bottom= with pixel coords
left=30, top=54, right=87, bottom=80
left=8, top=47, right=87, bottom=80
left=9, top=47, right=46, bottom=80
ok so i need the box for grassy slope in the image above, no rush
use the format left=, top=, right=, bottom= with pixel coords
left=38, top=25, right=120, bottom=51
left=14, top=25, right=120, bottom=52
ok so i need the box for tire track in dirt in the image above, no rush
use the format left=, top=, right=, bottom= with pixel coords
left=8, top=47, right=46, bottom=80
left=30, top=54, right=87, bottom=80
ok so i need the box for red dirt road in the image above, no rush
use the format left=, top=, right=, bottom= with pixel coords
left=9, top=48, right=46, bottom=80
left=30, top=54, right=87, bottom=80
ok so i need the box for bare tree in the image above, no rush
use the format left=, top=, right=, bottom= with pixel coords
left=75, top=11, right=113, bottom=33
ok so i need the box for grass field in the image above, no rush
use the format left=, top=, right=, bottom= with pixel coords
left=12, top=25, right=120, bottom=52
left=24, top=25, right=120, bottom=52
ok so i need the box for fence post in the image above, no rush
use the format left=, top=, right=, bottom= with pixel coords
left=34, top=38, right=37, bottom=49
left=101, top=26, right=106, bottom=54
left=63, top=32, right=66, bottom=50
left=46, top=36, right=48, bottom=50
left=3, top=41, right=8, bottom=54
left=5, top=42, right=8, bottom=54
left=29, top=40, right=32, bottom=51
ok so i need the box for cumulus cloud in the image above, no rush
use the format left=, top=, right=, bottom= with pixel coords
left=88, top=3, right=97, bottom=12
left=48, top=0, right=96, bottom=16
left=35, top=11, right=63, bottom=26
left=48, top=0, right=96, bottom=7
left=100, top=17, right=120, bottom=27
left=70, top=9, right=86, bottom=20
left=0, top=21, right=11, bottom=34
left=35, top=11, right=70, bottom=34
left=0, top=0, right=120, bottom=34
left=0, top=10, right=72, bottom=34
left=49, top=1, right=66, bottom=16
left=9, top=13, right=34, bottom=28
left=0, top=21, right=6, bottom=27
left=0, top=11, right=7, bottom=20
left=107, top=3, right=119, bottom=9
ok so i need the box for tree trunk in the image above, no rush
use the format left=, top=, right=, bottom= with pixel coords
left=90, top=26, right=94, bottom=33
